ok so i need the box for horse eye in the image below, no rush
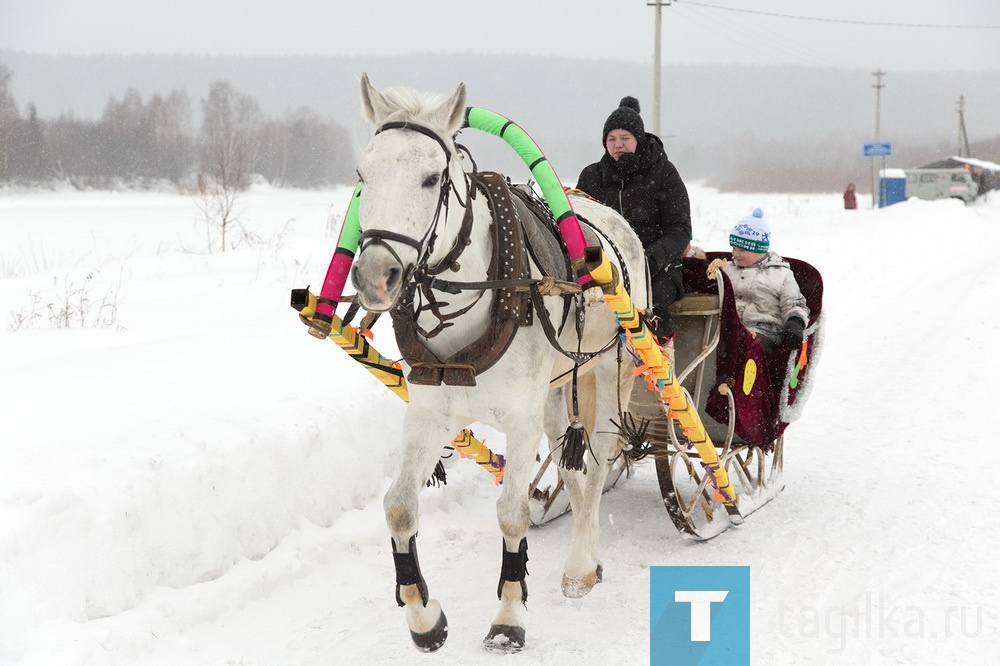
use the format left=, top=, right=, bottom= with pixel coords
left=422, top=173, right=440, bottom=188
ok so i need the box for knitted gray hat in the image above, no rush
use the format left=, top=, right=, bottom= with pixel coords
left=602, top=96, right=645, bottom=146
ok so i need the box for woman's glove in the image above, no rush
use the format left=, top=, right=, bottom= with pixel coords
left=645, top=246, right=665, bottom=275
left=782, top=317, right=806, bottom=348
left=645, top=241, right=676, bottom=275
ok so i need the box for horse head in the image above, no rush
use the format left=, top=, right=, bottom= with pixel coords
left=351, top=73, right=469, bottom=312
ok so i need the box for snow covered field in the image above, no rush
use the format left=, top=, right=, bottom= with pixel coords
left=1, top=182, right=998, bottom=664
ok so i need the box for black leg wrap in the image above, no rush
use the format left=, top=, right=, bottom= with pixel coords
left=496, top=537, right=529, bottom=603
left=392, top=535, right=429, bottom=607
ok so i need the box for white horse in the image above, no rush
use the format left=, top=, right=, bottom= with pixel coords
left=351, top=74, right=648, bottom=653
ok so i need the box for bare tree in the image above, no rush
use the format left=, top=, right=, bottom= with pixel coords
left=100, top=87, right=150, bottom=178
left=15, top=104, right=44, bottom=181
left=257, top=107, right=355, bottom=187
left=148, top=91, right=194, bottom=182
left=0, top=65, right=20, bottom=182
left=196, top=81, right=261, bottom=252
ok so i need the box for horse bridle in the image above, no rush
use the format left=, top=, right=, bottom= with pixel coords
left=357, top=121, right=476, bottom=282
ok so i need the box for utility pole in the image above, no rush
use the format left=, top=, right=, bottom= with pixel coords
left=648, top=1, right=672, bottom=137
left=957, top=95, right=971, bottom=157
left=871, top=68, right=886, bottom=208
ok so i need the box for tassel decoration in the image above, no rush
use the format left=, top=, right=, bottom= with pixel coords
left=610, top=412, right=653, bottom=463
left=558, top=419, right=590, bottom=471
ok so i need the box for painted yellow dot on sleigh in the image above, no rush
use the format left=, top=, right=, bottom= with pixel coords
left=742, top=359, right=757, bottom=395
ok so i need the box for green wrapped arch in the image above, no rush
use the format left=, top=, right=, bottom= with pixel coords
left=465, top=107, right=594, bottom=287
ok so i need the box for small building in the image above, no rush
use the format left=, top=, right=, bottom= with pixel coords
left=878, top=168, right=907, bottom=207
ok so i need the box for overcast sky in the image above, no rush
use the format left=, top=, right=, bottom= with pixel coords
left=2, top=0, right=999, bottom=71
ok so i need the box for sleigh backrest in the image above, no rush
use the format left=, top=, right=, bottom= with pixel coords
left=665, top=253, right=823, bottom=448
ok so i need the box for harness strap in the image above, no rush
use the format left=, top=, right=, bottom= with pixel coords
left=414, top=273, right=579, bottom=296
left=528, top=288, right=618, bottom=366
left=423, top=181, right=475, bottom=276
left=392, top=172, right=532, bottom=386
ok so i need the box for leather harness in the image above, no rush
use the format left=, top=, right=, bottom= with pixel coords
left=391, top=172, right=538, bottom=387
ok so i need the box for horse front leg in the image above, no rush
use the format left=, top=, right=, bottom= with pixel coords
left=384, top=405, right=456, bottom=652
left=483, top=414, right=540, bottom=653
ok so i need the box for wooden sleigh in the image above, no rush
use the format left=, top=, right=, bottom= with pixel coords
left=529, top=252, right=824, bottom=538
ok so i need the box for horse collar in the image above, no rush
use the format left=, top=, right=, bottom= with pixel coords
left=392, top=172, right=533, bottom=387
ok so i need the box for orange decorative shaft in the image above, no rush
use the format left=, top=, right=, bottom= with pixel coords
left=292, top=289, right=505, bottom=484
left=587, top=252, right=736, bottom=504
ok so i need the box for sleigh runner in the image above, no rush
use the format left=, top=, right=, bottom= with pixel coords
left=293, top=75, right=822, bottom=652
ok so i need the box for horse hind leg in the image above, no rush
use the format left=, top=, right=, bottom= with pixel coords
left=561, top=362, right=628, bottom=598
left=542, top=379, right=599, bottom=596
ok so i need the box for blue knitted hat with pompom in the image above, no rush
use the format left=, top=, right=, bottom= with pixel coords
left=729, top=208, right=771, bottom=253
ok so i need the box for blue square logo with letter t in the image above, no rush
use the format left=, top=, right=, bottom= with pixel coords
left=650, top=566, right=750, bottom=665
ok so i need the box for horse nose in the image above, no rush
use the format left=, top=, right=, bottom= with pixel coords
left=386, top=266, right=401, bottom=292
left=350, top=264, right=367, bottom=292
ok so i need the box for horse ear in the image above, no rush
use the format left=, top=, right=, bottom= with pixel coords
left=441, top=82, right=467, bottom=136
left=359, top=72, right=388, bottom=127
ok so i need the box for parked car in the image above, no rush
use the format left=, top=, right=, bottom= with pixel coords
left=903, top=168, right=979, bottom=204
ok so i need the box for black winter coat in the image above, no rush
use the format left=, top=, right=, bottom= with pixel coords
left=576, top=134, right=692, bottom=274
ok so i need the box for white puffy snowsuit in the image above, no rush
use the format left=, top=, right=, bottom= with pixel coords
left=722, top=251, right=809, bottom=350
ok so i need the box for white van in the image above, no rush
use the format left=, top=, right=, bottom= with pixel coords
left=903, top=168, right=979, bottom=204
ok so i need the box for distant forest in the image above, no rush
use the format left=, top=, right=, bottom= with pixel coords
left=2, top=52, right=999, bottom=193
left=0, top=64, right=355, bottom=189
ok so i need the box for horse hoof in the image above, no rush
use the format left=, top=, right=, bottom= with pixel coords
left=483, top=624, right=526, bottom=652
left=561, top=569, right=599, bottom=598
left=410, top=607, right=448, bottom=653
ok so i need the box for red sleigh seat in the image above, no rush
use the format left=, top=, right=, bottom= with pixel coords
left=676, top=253, right=824, bottom=450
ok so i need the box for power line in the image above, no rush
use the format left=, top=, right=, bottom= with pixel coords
left=681, top=1, right=1000, bottom=29
left=676, top=4, right=842, bottom=67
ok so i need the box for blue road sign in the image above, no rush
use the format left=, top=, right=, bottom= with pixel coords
left=864, top=142, right=892, bottom=157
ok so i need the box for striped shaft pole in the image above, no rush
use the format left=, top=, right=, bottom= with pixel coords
left=588, top=253, right=736, bottom=505
left=452, top=429, right=506, bottom=486
left=293, top=289, right=505, bottom=484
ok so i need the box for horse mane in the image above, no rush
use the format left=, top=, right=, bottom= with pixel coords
left=368, top=86, right=456, bottom=136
